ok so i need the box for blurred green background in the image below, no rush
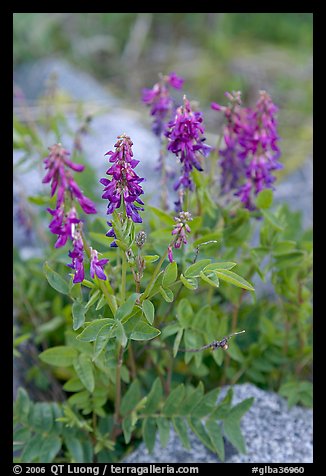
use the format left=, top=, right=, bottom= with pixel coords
left=13, top=12, right=312, bottom=178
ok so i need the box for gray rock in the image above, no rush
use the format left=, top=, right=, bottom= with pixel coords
left=123, top=383, right=312, bottom=464
left=14, top=58, right=117, bottom=104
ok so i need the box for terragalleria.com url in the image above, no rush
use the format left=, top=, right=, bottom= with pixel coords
left=50, top=465, right=199, bottom=475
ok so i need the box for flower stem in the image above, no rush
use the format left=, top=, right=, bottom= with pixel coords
left=140, top=250, right=168, bottom=302
left=121, top=251, right=127, bottom=304
left=160, top=140, right=169, bottom=210
left=81, top=231, right=117, bottom=315
left=128, top=343, right=137, bottom=379
left=112, top=344, right=124, bottom=439
left=221, top=287, right=246, bottom=385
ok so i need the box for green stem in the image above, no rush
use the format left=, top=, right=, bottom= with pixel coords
left=160, top=139, right=168, bottom=211
left=140, top=249, right=168, bottom=302
left=81, top=231, right=117, bottom=315
left=128, top=343, right=137, bottom=379
left=111, top=344, right=123, bottom=439
left=121, top=251, right=127, bottom=304
left=184, top=188, right=189, bottom=211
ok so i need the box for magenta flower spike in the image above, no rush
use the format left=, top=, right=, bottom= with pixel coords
left=142, top=72, right=184, bottom=136
left=42, top=143, right=97, bottom=214
left=100, top=134, right=145, bottom=242
left=211, top=90, right=282, bottom=210
left=43, top=143, right=98, bottom=283
left=165, top=96, right=211, bottom=193
left=67, top=230, right=85, bottom=283
left=168, top=211, right=192, bottom=263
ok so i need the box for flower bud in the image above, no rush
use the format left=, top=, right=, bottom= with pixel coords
left=135, top=231, right=147, bottom=249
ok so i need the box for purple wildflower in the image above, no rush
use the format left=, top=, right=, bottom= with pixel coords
left=212, top=90, right=282, bottom=210
left=165, top=96, right=211, bottom=193
left=211, top=91, right=248, bottom=195
left=90, top=248, right=109, bottom=281
left=168, top=211, right=192, bottom=263
left=67, top=230, right=85, bottom=283
left=100, top=134, right=145, bottom=235
left=42, top=143, right=97, bottom=213
left=48, top=206, right=80, bottom=248
left=167, top=246, right=174, bottom=264
left=142, top=72, right=184, bottom=136
left=167, top=72, right=184, bottom=90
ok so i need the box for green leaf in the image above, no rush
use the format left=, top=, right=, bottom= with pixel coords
left=144, top=255, right=160, bottom=264
left=162, top=384, right=185, bottom=416
left=215, top=269, right=254, bottom=291
left=85, top=289, right=101, bottom=310
left=200, top=270, right=220, bottom=287
left=193, top=232, right=222, bottom=248
left=223, top=417, right=246, bottom=454
left=95, top=294, right=107, bottom=311
left=178, top=384, right=204, bottom=416
left=122, top=414, right=134, bottom=444
left=228, top=398, right=254, bottom=420
left=157, top=418, right=170, bottom=448
left=173, top=328, right=184, bottom=357
left=121, top=380, right=141, bottom=416
left=130, top=321, right=161, bottom=341
left=161, top=323, right=180, bottom=339
left=272, top=240, right=296, bottom=255
left=39, top=346, right=78, bottom=367
left=187, top=417, right=215, bottom=452
left=63, top=377, right=84, bottom=392
left=143, top=417, right=157, bottom=453
left=256, top=189, right=273, bottom=209
left=184, top=259, right=212, bottom=278
left=176, top=299, right=194, bottom=328
left=206, top=419, right=225, bottom=461
left=114, top=239, right=129, bottom=251
left=159, top=286, right=174, bottom=302
left=204, top=262, right=237, bottom=271
left=14, top=387, right=31, bottom=424
left=21, top=433, right=43, bottom=462
left=173, top=417, right=190, bottom=449
left=273, top=251, right=305, bottom=269
left=38, top=436, right=62, bottom=463
left=115, top=293, right=139, bottom=320
left=72, top=300, right=86, bottom=331
left=13, top=427, right=30, bottom=446
left=143, top=378, right=163, bottom=415
left=192, top=388, right=220, bottom=418
left=142, top=299, right=155, bottom=325
left=77, top=319, right=114, bottom=342
left=261, top=209, right=284, bottom=231
left=227, top=342, right=245, bottom=363
left=89, top=232, right=111, bottom=247
left=162, top=262, right=178, bottom=287
left=36, top=316, right=64, bottom=339
left=180, top=273, right=198, bottom=290
left=81, top=279, right=94, bottom=289
left=68, top=391, right=89, bottom=406
left=73, top=354, right=95, bottom=393
left=212, top=390, right=233, bottom=420
left=149, top=206, right=175, bottom=225
left=114, top=320, right=128, bottom=347
left=43, top=262, right=69, bottom=294
left=27, top=195, right=51, bottom=206
left=30, top=403, right=53, bottom=432
left=64, top=435, right=85, bottom=463
left=93, top=324, right=113, bottom=360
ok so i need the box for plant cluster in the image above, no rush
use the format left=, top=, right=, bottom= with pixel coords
left=13, top=72, right=312, bottom=463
